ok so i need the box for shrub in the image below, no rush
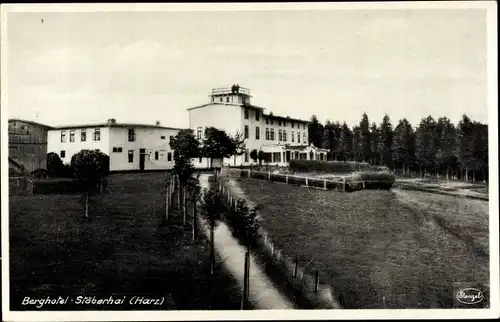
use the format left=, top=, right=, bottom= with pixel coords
left=350, top=171, right=396, bottom=190
left=46, top=152, right=73, bottom=178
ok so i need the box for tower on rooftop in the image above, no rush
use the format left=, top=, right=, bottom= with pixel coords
left=210, top=84, right=252, bottom=105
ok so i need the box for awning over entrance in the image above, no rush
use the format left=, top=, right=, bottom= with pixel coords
left=259, top=144, right=329, bottom=163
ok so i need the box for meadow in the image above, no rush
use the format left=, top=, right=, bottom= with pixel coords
left=233, top=177, right=490, bottom=309
left=9, top=172, right=242, bottom=310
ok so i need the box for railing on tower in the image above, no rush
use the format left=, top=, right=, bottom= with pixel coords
left=211, top=87, right=251, bottom=96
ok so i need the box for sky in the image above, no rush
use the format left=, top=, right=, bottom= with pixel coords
left=5, top=8, right=489, bottom=130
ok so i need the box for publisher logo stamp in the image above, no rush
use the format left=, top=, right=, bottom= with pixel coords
left=453, top=282, right=488, bottom=308
left=456, top=288, right=484, bottom=305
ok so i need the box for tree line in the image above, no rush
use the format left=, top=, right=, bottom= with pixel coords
left=308, top=113, right=489, bottom=182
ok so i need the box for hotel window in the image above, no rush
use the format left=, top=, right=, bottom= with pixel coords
left=93, top=128, right=101, bottom=141
left=279, top=120, right=282, bottom=126
left=226, top=96, right=230, bottom=103
left=155, top=151, right=159, bottom=160
left=128, top=150, right=134, bottom=163
left=266, top=118, right=269, bottom=124
left=265, top=128, right=270, bottom=140
left=245, top=151, right=249, bottom=162
left=244, top=125, right=249, bottom=139
left=60, top=150, right=66, bottom=158
left=199, top=156, right=203, bottom=163
left=291, top=132, right=295, bottom=143
left=81, top=130, right=87, bottom=142
left=220, top=97, right=223, bottom=102
left=278, top=130, right=282, bottom=141
left=283, top=131, right=287, bottom=142
left=271, top=119, right=274, bottom=125
left=303, top=123, right=306, bottom=129
left=292, top=122, right=295, bottom=129
left=255, top=126, right=260, bottom=140
left=161, top=136, right=166, bottom=139
left=256, top=111, right=260, bottom=121
left=128, top=129, right=136, bottom=142
left=270, top=129, right=275, bottom=141
left=244, top=108, right=249, bottom=119
left=197, top=127, right=203, bottom=140
left=303, top=133, right=306, bottom=143
left=69, top=130, right=75, bottom=142
left=60, top=131, right=66, bottom=142
left=112, top=147, right=123, bottom=153
left=298, top=133, right=301, bottom=143
left=167, top=152, right=172, bottom=161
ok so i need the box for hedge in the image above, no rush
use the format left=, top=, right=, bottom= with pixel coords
left=350, top=171, right=396, bottom=190
left=289, top=160, right=375, bottom=174
left=32, top=178, right=82, bottom=195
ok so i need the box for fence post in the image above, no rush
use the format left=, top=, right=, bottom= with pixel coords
left=306, top=176, right=309, bottom=186
left=363, top=181, right=366, bottom=189
left=343, top=178, right=346, bottom=192
left=268, top=171, right=271, bottom=181
left=314, top=270, right=319, bottom=292
left=241, top=251, right=250, bottom=310
left=293, top=257, right=298, bottom=279
left=182, top=187, right=187, bottom=225
left=248, top=169, right=251, bottom=178
left=286, top=175, right=289, bottom=184
left=323, top=179, right=326, bottom=189
left=166, top=183, right=170, bottom=221
left=192, top=201, right=197, bottom=241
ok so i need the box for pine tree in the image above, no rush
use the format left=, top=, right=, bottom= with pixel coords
left=378, top=114, right=394, bottom=168
left=435, top=117, right=457, bottom=180
left=369, top=122, right=380, bottom=165
left=393, top=118, right=415, bottom=175
left=339, top=122, right=353, bottom=161
left=352, top=125, right=363, bottom=162
left=455, top=114, right=475, bottom=181
left=415, top=116, right=438, bottom=177
left=359, top=113, right=371, bottom=162
left=308, top=115, right=324, bottom=148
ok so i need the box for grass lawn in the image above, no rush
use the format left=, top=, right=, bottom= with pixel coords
left=9, top=172, right=242, bottom=310
left=233, top=178, right=490, bottom=309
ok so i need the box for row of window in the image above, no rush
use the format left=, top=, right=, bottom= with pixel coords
left=243, top=125, right=306, bottom=143
left=244, top=108, right=306, bottom=129
left=61, top=129, right=100, bottom=143
left=60, top=129, right=175, bottom=143
left=112, top=148, right=174, bottom=163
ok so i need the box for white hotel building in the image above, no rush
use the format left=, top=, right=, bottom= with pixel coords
left=189, top=85, right=328, bottom=167
left=47, top=85, right=328, bottom=171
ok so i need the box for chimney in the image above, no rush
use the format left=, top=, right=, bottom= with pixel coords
left=107, top=118, right=116, bottom=125
left=155, top=121, right=160, bottom=126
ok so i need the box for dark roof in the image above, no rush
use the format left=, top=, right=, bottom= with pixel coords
left=186, top=103, right=309, bottom=123
left=8, top=118, right=53, bottom=129
left=50, top=122, right=185, bottom=131
left=263, top=113, right=310, bottom=124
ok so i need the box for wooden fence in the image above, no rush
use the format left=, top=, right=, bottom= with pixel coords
left=239, top=169, right=365, bottom=192
left=9, top=176, right=34, bottom=196
left=218, top=176, right=342, bottom=309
